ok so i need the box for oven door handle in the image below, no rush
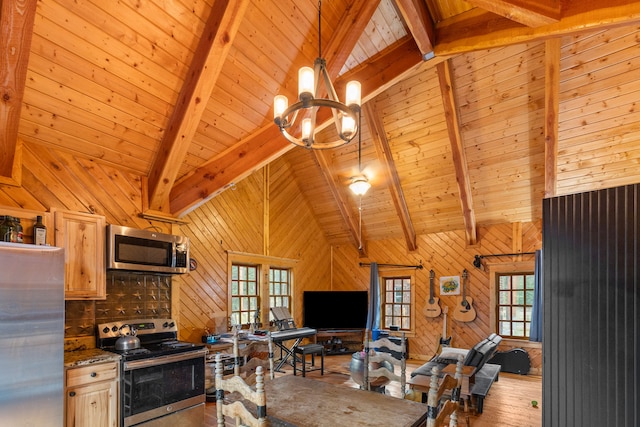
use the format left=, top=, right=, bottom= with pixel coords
left=123, top=349, right=207, bottom=371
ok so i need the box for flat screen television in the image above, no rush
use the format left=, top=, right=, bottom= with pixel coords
left=303, top=290, right=368, bottom=330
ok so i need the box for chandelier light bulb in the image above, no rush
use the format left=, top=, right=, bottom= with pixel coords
left=342, top=115, right=356, bottom=138
left=274, top=95, right=288, bottom=121
left=301, top=118, right=312, bottom=143
left=345, top=81, right=362, bottom=109
left=298, top=67, right=315, bottom=101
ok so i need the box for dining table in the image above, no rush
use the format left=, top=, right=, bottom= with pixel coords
left=262, top=375, right=428, bottom=427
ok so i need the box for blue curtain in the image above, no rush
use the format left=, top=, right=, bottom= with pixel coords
left=529, top=249, right=543, bottom=342
left=366, top=262, right=380, bottom=332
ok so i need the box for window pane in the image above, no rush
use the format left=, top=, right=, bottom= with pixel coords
left=498, top=276, right=510, bottom=290
left=513, top=306, right=525, bottom=321
left=499, top=321, right=511, bottom=335
left=499, top=291, right=510, bottom=304
left=513, top=275, right=524, bottom=289
left=512, top=290, right=525, bottom=305
left=512, top=322, right=525, bottom=337
left=498, top=306, right=510, bottom=320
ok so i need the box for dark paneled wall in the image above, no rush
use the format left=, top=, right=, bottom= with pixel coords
left=543, top=184, right=639, bottom=426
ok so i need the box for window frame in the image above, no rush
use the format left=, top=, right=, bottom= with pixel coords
left=227, top=251, right=297, bottom=328
left=379, top=268, right=416, bottom=335
left=488, top=261, right=541, bottom=348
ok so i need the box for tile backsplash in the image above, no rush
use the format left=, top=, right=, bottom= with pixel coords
left=65, top=271, right=172, bottom=338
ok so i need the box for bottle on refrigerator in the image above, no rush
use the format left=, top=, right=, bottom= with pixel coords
left=33, top=215, right=47, bottom=245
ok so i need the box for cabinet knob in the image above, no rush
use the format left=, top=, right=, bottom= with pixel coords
left=90, top=372, right=97, bottom=377
left=69, top=391, right=76, bottom=397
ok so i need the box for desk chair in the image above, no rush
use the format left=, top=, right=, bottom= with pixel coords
left=215, top=353, right=268, bottom=427
left=363, top=331, right=407, bottom=397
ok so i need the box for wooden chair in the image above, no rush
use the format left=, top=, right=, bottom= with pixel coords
left=363, top=331, right=407, bottom=397
left=426, top=355, right=464, bottom=427
left=231, top=330, right=275, bottom=384
left=215, top=353, right=268, bottom=427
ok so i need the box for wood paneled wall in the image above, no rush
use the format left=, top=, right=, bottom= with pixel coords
left=0, top=143, right=542, bottom=372
left=330, top=222, right=542, bottom=372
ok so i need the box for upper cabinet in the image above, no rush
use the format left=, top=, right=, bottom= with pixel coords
left=55, top=210, right=106, bottom=300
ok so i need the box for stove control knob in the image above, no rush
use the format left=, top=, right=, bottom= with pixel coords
left=111, top=326, right=118, bottom=333
left=102, top=327, right=110, bottom=334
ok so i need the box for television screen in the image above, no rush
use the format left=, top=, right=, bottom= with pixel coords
left=303, top=291, right=369, bottom=330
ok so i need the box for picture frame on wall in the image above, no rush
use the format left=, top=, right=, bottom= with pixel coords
left=440, top=275, right=460, bottom=295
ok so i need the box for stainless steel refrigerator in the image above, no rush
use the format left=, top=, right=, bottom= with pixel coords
left=0, top=242, right=65, bottom=426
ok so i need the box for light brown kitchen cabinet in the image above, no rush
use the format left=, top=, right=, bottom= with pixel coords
left=65, top=361, right=119, bottom=427
left=55, top=210, right=106, bottom=299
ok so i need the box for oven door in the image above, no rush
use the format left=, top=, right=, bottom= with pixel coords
left=121, top=350, right=206, bottom=427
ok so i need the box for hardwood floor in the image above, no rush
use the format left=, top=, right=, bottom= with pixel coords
left=204, top=354, right=542, bottom=426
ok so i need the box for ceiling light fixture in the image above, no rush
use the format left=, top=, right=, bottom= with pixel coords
left=273, top=0, right=361, bottom=149
left=349, top=111, right=370, bottom=196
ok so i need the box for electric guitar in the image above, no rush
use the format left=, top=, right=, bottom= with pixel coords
left=452, top=269, right=477, bottom=322
left=423, top=269, right=442, bottom=318
left=436, top=306, right=452, bottom=354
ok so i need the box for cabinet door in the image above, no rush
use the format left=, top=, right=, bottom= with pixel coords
left=55, top=210, right=106, bottom=299
left=66, top=380, right=117, bottom=427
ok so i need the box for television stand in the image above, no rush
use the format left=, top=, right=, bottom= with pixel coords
left=315, top=329, right=364, bottom=355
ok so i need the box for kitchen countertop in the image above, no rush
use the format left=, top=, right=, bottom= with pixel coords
left=64, top=348, right=120, bottom=368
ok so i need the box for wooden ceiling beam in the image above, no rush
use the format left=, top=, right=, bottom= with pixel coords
left=466, top=0, right=561, bottom=27
left=435, top=0, right=640, bottom=56
left=0, top=0, right=36, bottom=184
left=393, top=0, right=436, bottom=57
left=363, top=101, right=417, bottom=252
left=169, top=16, right=424, bottom=217
left=436, top=60, right=477, bottom=246
left=170, top=124, right=291, bottom=216
left=544, top=38, right=560, bottom=198
left=146, top=0, right=250, bottom=213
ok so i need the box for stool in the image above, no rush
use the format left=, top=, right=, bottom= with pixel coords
left=293, top=344, right=324, bottom=377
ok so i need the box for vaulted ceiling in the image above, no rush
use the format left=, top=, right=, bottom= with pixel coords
left=2, top=0, right=640, bottom=255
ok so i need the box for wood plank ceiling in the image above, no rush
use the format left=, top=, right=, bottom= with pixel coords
left=2, top=0, right=640, bottom=254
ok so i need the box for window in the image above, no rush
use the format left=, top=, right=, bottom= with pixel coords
left=497, top=272, right=535, bottom=338
left=230, top=264, right=259, bottom=326
left=489, top=262, right=534, bottom=340
left=382, top=276, right=412, bottom=330
left=228, top=252, right=296, bottom=328
left=269, top=267, right=291, bottom=321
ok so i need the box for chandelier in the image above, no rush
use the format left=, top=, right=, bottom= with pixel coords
left=273, top=0, right=362, bottom=149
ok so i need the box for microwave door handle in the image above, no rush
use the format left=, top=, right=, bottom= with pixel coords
left=171, top=243, right=177, bottom=268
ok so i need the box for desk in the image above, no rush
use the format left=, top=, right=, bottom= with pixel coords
left=264, top=375, right=427, bottom=427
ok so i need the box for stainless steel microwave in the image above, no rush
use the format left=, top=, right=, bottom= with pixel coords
left=107, top=224, right=189, bottom=274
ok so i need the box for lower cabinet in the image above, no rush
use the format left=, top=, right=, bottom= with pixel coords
left=65, top=361, right=119, bottom=427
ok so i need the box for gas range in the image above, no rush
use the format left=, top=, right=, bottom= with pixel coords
left=96, top=318, right=206, bottom=361
left=97, top=318, right=207, bottom=427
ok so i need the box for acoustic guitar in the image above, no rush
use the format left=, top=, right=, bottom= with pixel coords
left=423, top=269, right=442, bottom=318
left=436, top=306, right=452, bottom=354
left=452, top=269, right=477, bottom=322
